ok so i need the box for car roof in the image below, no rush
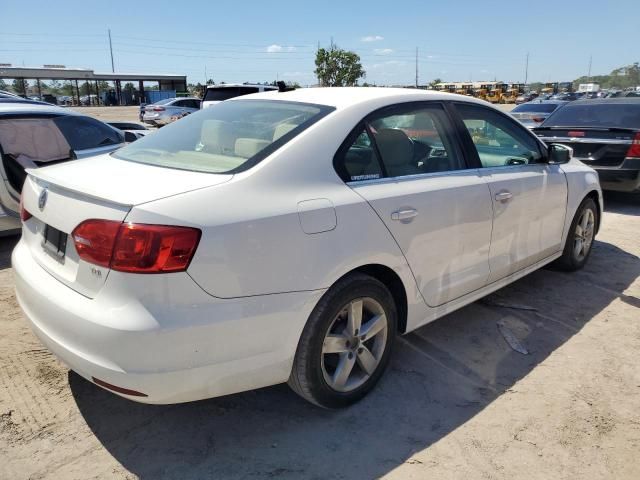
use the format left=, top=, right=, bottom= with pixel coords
left=206, top=83, right=276, bottom=89
left=231, top=87, right=488, bottom=110
left=0, top=102, right=75, bottom=115
left=564, top=98, right=640, bottom=106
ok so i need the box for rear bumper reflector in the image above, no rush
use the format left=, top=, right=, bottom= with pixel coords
left=92, top=377, right=148, bottom=397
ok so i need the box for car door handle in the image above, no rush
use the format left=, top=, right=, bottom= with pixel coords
left=494, top=191, right=513, bottom=202
left=391, top=209, right=418, bottom=221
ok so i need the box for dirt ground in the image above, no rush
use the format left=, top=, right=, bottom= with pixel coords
left=1, top=193, right=639, bottom=477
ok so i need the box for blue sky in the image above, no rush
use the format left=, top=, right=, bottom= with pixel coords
left=2, top=0, right=638, bottom=86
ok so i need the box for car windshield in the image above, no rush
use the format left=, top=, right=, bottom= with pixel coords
left=113, top=100, right=333, bottom=173
left=512, top=103, right=560, bottom=113
left=542, top=103, right=640, bottom=129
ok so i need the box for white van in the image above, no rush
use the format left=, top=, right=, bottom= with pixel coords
left=201, top=84, right=277, bottom=109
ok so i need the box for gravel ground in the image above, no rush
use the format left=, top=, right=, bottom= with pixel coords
left=1, top=175, right=638, bottom=478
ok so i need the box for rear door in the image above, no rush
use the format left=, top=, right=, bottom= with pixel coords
left=452, top=102, right=568, bottom=282
left=339, top=102, right=494, bottom=307
left=51, top=114, right=124, bottom=158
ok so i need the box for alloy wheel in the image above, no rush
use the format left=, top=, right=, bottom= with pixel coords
left=573, top=208, right=595, bottom=262
left=320, top=297, right=388, bottom=393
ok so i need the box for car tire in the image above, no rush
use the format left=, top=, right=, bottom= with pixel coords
left=553, top=196, right=598, bottom=271
left=288, top=273, right=397, bottom=408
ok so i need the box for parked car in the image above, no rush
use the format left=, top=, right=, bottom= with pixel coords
left=534, top=98, right=640, bottom=192
left=142, top=97, right=201, bottom=126
left=107, top=122, right=150, bottom=143
left=0, top=102, right=125, bottom=235
left=13, top=88, right=602, bottom=408
left=550, top=92, right=581, bottom=101
left=515, top=92, right=539, bottom=104
left=201, top=84, right=277, bottom=109
left=0, top=90, right=20, bottom=99
left=510, top=100, right=568, bottom=129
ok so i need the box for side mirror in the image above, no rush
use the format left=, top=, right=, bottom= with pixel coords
left=548, top=143, right=573, bottom=164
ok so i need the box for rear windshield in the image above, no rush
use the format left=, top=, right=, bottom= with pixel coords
left=113, top=100, right=334, bottom=173
left=204, top=87, right=260, bottom=102
left=543, top=103, right=640, bottom=128
left=512, top=103, right=560, bottom=113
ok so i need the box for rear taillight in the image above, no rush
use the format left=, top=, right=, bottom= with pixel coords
left=19, top=192, right=32, bottom=222
left=152, top=106, right=165, bottom=111
left=72, top=220, right=121, bottom=268
left=72, top=220, right=201, bottom=273
left=568, top=131, right=585, bottom=137
left=627, top=132, right=640, bottom=158
left=532, top=116, right=545, bottom=123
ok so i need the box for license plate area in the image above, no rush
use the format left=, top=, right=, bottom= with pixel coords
left=42, top=224, right=67, bottom=260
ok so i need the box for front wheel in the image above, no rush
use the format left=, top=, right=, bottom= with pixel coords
left=554, top=197, right=598, bottom=271
left=288, top=273, right=397, bottom=408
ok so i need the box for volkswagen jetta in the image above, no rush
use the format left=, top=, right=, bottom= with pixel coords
left=13, top=88, right=602, bottom=408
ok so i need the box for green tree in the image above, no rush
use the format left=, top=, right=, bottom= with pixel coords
left=0, top=79, right=8, bottom=91
left=315, top=45, right=365, bottom=87
left=12, top=78, right=28, bottom=95
left=428, top=78, right=442, bottom=89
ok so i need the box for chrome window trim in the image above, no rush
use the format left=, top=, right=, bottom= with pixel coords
left=346, top=167, right=479, bottom=186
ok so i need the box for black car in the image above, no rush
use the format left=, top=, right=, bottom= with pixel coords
left=550, top=92, right=581, bottom=101
left=534, top=98, right=640, bottom=192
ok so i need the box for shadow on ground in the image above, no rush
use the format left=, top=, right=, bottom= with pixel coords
left=68, top=227, right=640, bottom=479
left=604, top=191, right=640, bottom=216
left=0, top=234, right=19, bottom=270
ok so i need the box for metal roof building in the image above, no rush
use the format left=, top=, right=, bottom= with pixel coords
left=0, top=66, right=187, bottom=105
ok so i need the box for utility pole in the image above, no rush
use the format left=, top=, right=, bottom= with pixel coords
left=204, top=65, right=207, bottom=84
left=588, top=54, right=592, bottom=81
left=524, top=52, right=529, bottom=86
left=108, top=29, right=115, bottom=73
left=415, top=47, right=419, bottom=88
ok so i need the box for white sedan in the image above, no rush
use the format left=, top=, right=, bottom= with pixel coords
left=13, top=88, right=602, bottom=408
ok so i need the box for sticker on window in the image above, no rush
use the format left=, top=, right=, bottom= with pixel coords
left=350, top=173, right=381, bottom=181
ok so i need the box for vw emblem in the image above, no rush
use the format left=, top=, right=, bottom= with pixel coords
left=38, top=189, right=48, bottom=211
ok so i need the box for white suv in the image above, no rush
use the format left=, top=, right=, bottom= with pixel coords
left=201, top=84, right=277, bottom=109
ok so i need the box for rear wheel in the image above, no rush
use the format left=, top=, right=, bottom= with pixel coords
left=288, top=273, right=397, bottom=408
left=554, top=197, right=598, bottom=271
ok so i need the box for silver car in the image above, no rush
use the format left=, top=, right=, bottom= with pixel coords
left=142, top=97, right=201, bottom=127
left=0, top=100, right=124, bottom=235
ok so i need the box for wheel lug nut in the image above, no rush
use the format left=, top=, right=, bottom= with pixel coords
left=346, top=341, right=350, bottom=348
left=348, top=353, right=354, bottom=359
left=354, top=329, right=359, bottom=335
left=358, top=347, right=363, bottom=354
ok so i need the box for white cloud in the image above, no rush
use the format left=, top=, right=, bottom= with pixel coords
left=361, top=35, right=384, bottom=42
left=374, top=48, right=394, bottom=55
left=266, top=44, right=296, bottom=53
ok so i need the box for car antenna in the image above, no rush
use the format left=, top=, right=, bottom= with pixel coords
left=277, top=81, right=295, bottom=93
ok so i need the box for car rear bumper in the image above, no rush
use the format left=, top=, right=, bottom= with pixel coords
left=591, top=159, right=640, bottom=192
left=12, top=239, right=324, bottom=404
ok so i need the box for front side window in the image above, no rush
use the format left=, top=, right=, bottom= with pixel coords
left=455, top=103, right=543, bottom=167
left=113, top=100, right=333, bottom=173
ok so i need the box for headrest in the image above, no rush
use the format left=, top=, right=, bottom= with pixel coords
left=373, top=128, right=413, bottom=166
left=273, top=123, right=297, bottom=141
left=235, top=138, right=270, bottom=158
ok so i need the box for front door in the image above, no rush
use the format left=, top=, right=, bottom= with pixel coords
left=335, top=102, right=494, bottom=307
left=452, top=102, right=568, bottom=282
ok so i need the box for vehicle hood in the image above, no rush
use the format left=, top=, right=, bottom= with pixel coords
left=26, top=153, right=233, bottom=206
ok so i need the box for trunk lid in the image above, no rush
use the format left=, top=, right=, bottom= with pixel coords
left=535, top=127, right=636, bottom=168
left=21, top=154, right=232, bottom=297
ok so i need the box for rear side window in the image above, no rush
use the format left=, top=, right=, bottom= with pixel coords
left=53, top=116, right=123, bottom=151
left=334, top=103, right=464, bottom=182
left=543, top=103, right=640, bottom=129
left=204, top=87, right=260, bottom=102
